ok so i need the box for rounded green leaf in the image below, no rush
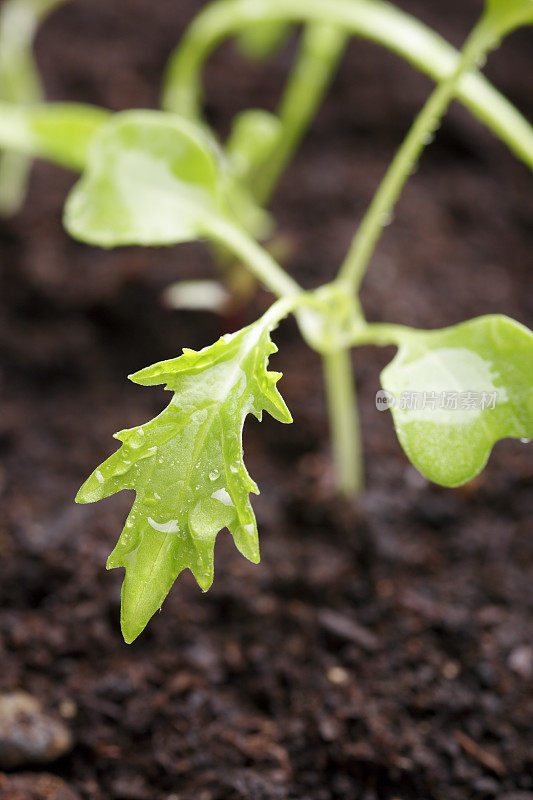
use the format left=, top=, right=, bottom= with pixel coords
left=381, top=315, right=533, bottom=487
left=484, top=0, right=533, bottom=35
left=64, top=110, right=224, bottom=247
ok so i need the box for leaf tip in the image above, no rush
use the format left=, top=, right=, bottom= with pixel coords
left=119, top=582, right=158, bottom=644
left=193, top=566, right=214, bottom=593
left=106, top=552, right=122, bottom=570
left=75, top=472, right=105, bottom=504
left=120, top=615, right=144, bottom=645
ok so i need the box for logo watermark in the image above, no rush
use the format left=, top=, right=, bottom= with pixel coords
left=375, top=390, right=499, bottom=412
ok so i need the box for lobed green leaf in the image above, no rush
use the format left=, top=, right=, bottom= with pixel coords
left=64, top=110, right=269, bottom=248
left=381, top=315, right=533, bottom=487
left=76, top=315, right=291, bottom=643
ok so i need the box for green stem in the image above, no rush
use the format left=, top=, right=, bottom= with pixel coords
left=0, top=150, right=29, bottom=214
left=210, top=24, right=346, bottom=296
left=349, top=322, right=412, bottom=348
left=254, top=23, right=347, bottom=205
left=203, top=213, right=302, bottom=298
left=0, top=0, right=69, bottom=215
left=161, top=0, right=533, bottom=172
left=323, top=347, right=363, bottom=496
left=261, top=293, right=306, bottom=328
left=201, top=217, right=367, bottom=497
left=337, top=18, right=496, bottom=292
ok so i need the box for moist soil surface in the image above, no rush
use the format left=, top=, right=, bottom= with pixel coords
left=0, top=1, right=532, bottom=798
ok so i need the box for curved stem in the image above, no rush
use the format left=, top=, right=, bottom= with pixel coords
left=213, top=24, right=346, bottom=294
left=202, top=213, right=302, bottom=298
left=161, top=0, right=533, bottom=172
left=254, top=23, right=347, bottom=205
left=323, top=347, right=363, bottom=495
left=0, top=152, right=29, bottom=214
left=337, top=19, right=496, bottom=292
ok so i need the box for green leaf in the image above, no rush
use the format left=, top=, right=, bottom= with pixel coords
left=64, top=110, right=224, bottom=248
left=64, top=109, right=269, bottom=248
left=235, top=21, right=291, bottom=61
left=484, top=0, right=533, bottom=35
left=381, top=315, right=533, bottom=487
left=0, top=102, right=110, bottom=170
left=76, top=315, right=291, bottom=643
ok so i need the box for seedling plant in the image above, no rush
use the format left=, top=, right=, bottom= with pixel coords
left=0, top=0, right=532, bottom=642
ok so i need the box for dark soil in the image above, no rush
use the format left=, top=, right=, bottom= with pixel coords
left=1, top=1, right=532, bottom=798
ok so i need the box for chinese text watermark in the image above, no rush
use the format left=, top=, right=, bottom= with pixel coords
left=375, top=389, right=499, bottom=412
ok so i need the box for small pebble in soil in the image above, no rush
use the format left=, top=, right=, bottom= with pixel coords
left=0, top=693, right=72, bottom=770
left=508, top=646, right=533, bottom=679
left=0, top=772, right=81, bottom=800
left=326, top=666, right=349, bottom=685
left=442, top=660, right=461, bottom=679
left=58, top=700, right=78, bottom=721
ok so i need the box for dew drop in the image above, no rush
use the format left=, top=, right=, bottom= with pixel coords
left=129, top=427, right=146, bottom=448
left=114, top=460, right=132, bottom=476
left=211, top=488, right=233, bottom=507
left=209, top=468, right=220, bottom=481
left=148, top=517, right=180, bottom=534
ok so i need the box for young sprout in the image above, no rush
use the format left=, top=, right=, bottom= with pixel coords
left=0, top=1, right=531, bottom=641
